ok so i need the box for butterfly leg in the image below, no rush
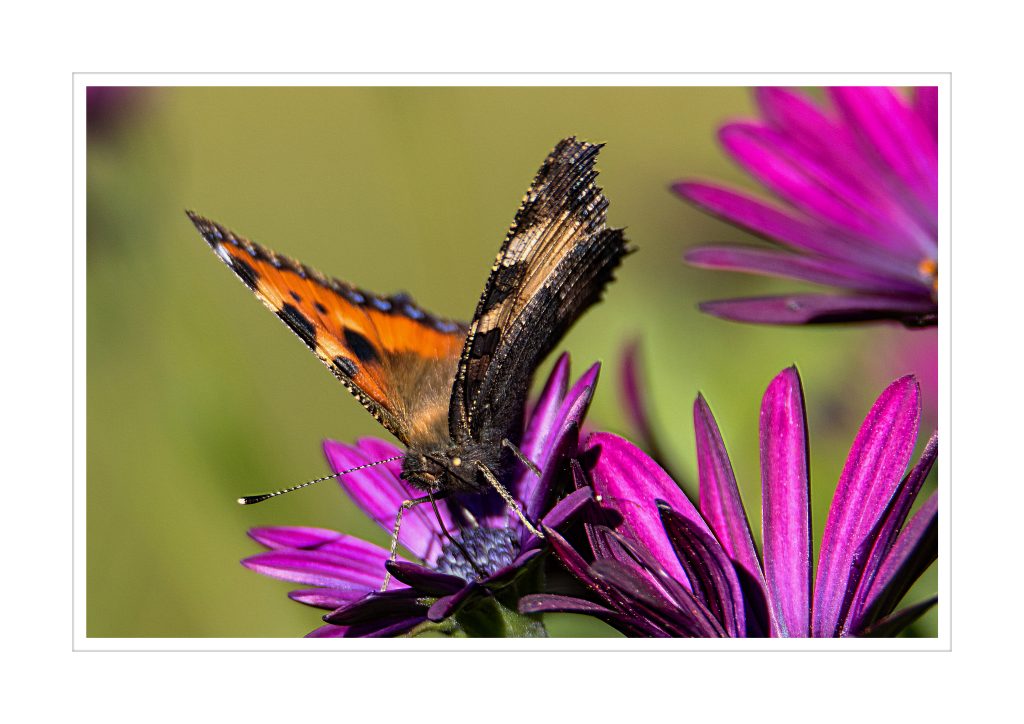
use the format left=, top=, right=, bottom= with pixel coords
left=427, top=493, right=488, bottom=580
left=476, top=462, right=545, bottom=540
left=382, top=493, right=435, bottom=592
left=502, top=438, right=542, bottom=478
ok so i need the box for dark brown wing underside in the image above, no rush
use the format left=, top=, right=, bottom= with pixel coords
left=449, top=137, right=630, bottom=444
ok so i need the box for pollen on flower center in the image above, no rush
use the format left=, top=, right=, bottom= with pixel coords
left=434, top=527, right=519, bottom=581
left=918, top=258, right=938, bottom=294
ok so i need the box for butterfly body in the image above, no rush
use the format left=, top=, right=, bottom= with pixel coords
left=189, top=137, right=629, bottom=508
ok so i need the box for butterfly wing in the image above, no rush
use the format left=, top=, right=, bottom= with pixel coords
left=449, top=137, right=630, bottom=444
left=188, top=211, right=467, bottom=449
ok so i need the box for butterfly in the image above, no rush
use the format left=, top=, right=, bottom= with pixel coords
left=188, top=137, right=629, bottom=578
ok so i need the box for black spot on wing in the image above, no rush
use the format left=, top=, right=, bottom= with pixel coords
left=488, top=263, right=525, bottom=304
left=470, top=327, right=501, bottom=358
left=333, top=355, right=359, bottom=377
left=232, top=257, right=260, bottom=290
left=343, top=328, right=380, bottom=364
left=278, top=303, right=317, bottom=351
left=314, top=301, right=328, bottom=314
left=289, top=290, right=302, bottom=303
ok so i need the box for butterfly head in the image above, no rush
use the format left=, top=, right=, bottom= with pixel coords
left=400, top=442, right=497, bottom=493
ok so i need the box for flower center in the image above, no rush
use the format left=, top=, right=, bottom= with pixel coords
left=434, top=527, right=519, bottom=581
left=918, top=258, right=938, bottom=295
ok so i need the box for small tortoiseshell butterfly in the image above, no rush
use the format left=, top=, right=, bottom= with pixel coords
left=188, top=137, right=629, bottom=572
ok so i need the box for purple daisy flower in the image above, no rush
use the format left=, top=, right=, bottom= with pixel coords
left=242, top=354, right=598, bottom=638
left=675, top=86, right=938, bottom=326
left=522, top=367, right=937, bottom=637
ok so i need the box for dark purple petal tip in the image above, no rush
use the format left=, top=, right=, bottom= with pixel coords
left=385, top=561, right=467, bottom=595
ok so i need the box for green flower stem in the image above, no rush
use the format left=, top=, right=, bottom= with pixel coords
left=455, top=596, right=548, bottom=638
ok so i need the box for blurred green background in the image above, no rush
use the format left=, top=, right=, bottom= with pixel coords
left=86, top=86, right=937, bottom=638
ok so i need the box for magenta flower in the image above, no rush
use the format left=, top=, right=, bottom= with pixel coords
left=522, top=368, right=937, bottom=637
left=676, top=87, right=938, bottom=326
left=242, top=355, right=598, bottom=637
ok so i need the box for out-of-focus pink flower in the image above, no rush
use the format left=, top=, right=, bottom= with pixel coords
left=676, top=87, right=938, bottom=327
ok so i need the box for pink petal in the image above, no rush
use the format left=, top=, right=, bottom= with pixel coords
left=720, top=122, right=914, bottom=252
left=685, top=244, right=925, bottom=295
left=289, top=588, right=368, bottom=610
left=522, top=363, right=598, bottom=522
left=914, top=86, right=938, bottom=140
left=673, top=181, right=865, bottom=262
left=759, top=367, right=812, bottom=637
left=518, top=353, right=570, bottom=471
left=585, top=432, right=710, bottom=587
left=845, top=432, right=937, bottom=632
left=241, top=548, right=387, bottom=589
left=830, top=87, right=938, bottom=230
left=305, top=624, right=349, bottom=638
left=697, top=293, right=937, bottom=326
left=857, top=492, right=938, bottom=630
left=812, top=376, right=920, bottom=637
left=693, top=395, right=765, bottom=605
left=323, top=439, right=446, bottom=563
left=755, top=87, right=847, bottom=161
left=248, top=526, right=352, bottom=550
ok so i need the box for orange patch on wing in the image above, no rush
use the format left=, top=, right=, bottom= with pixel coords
left=190, top=211, right=466, bottom=443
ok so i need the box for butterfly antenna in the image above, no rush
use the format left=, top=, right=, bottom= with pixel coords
left=237, top=456, right=403, bottom=505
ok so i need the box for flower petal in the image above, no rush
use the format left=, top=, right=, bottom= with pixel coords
left=755, top=87, right=846, bottom=161
left=685, top=244, right=925, bottom=295
left=544, top=525, right=658, bottom=631
left=591, top=558, right=725, bottom=637
left=248, top=526, right=351, bottom=550
left=241, top=548, right=389, bottom=589
left=697, top=293, right=937, bottom=326
left=755, top=87, right=906, bottom=218
left=385, top=561, right=467, bottom=595
left=540, top=486, right=594, bottom=530
left=342, top=617, right=427, bottom=638
left=858, top=595, right=937, bottom=638
left=289, top=588, right=366, bottom=610
left=673, top=181, right=860, bottom=260
left=594, top=525, right=698, bottom=616
left=914, top=87, right=938, bottom=140
left=518, top=594, right=660, bottom=637
left=518, top=353, right=571, bottom=475
left=813, top=376, right=921, bottom=637
left=845, top=433, right=937, bottom=633
left=522, top=362, right=598, bottom=524
left=830, top=87, right=938, bottom=232
left=759, top=367, right=811, bottom=637
left=692, top=395, right=764, bottom=605
left=305, top=624, right=349, bottom=638
left=855, top=492, right=938, bottom=632
left=657, top=502, right=746, bottom=637
left=547, top=364, right=599, bottom=460
left=585, top=432, right=710, bottom=587
left=248, top=527, right=398, bottom=573
left=620, top=342, right=669, bottom=465
left=427, top=581, right=482, bottom=622
left=483, top=548, right=543, bottom=587
left=523, top=408, right=583, bottom=528
left=720, top=122, right=909, bottom=248
left=323, top=439, right=446, bottom=562
left=324, top=589, right=425, bottom=625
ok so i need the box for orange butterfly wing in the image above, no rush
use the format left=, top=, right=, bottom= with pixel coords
left=188, top=211, right=467, bottom=448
